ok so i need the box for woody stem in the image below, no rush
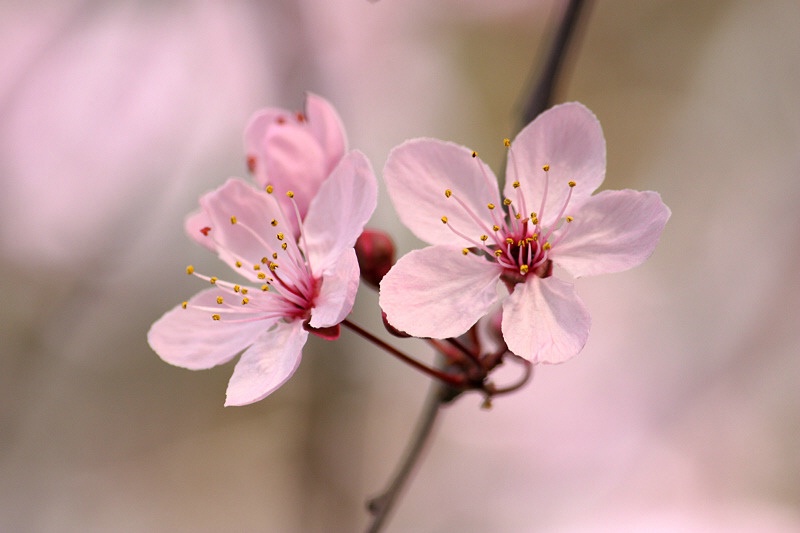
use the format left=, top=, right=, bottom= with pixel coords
left=365, top=379, right=450, bottom=533
left=520, top=0, right=591, bottom=125
left=341, top=319, right=466, bottom=388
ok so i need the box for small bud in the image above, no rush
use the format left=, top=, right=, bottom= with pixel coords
left=354, top=229, right=396, bottom=289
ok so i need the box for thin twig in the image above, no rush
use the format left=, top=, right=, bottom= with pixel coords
left=520, top=0, right=591, bottom=125
left=342, top=319, right=466, bottom=388
left=365, top=380, right=450, bottom=533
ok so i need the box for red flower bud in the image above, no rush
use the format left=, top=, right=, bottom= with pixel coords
left=355, top=229, right=395, bottom=289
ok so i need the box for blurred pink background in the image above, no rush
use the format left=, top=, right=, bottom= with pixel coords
left=2, top=1, right=799, bottom=531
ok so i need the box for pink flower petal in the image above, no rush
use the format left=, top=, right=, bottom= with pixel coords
left=243, top=108, right=284, bottom=166
left=199, top=178, right=282, bottom=279
left=380, top=246, right=501, bottom=339
left=303, top=151, right=377, bottom=275
left=224, top=320, right=308, bottom=406
left=384, top=138, right=502, bottom=247
left=553, top=189, right=671, bottom=277
left=506, top=102, right=606, bottom=227
left=501, top=276, right=591, bottom=364
left=309, top=248, right=360, bottom=328
left=243, top=93, right=347, bottom=225
left=258, top=122, right=327, bottom=217
left=147, top=288, right=271, bottom=371
left=304, top=92, right=347, bottom=174
left=184, top=208, right=216, bottom=252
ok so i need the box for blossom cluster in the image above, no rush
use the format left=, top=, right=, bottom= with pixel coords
left=148, top=94, right=670, bottom=405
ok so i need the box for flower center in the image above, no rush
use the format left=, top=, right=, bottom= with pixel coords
left=440, top=143, right=577, bottom=284
left=182, top=187, right=319, bottom=323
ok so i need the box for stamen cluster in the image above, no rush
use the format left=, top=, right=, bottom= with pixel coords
left=183, top=186, right=319, bottom=324
left=441, top=149, right=576, bottom=286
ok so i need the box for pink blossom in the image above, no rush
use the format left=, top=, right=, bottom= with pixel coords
left=380, top=102, right=670, bottom=364
left=186, top=93, right=347, bottom=250
left=248, top=93, right=347, bottom=229
left=148, top=151, right=376, bottom=405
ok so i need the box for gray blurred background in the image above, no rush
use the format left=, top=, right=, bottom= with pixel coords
left=1, top=1, right=799, bottom=531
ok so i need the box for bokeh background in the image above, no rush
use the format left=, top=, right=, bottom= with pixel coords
left=2, top=1, right=799, bottom=531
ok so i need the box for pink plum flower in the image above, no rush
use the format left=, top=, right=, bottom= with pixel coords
left=380, top=102, right=670, bottom=364
left=186, top=93, right=347, bottom=249
left=148, top=150, right=376, bottom=405
left=245, top=93, right=348, bottom=229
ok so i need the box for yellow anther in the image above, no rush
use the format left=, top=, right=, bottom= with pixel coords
left=512, top=181, right=520, bottom=188
left=532, top=233, right=539, bottom=241
left=471, top=151, right=478, bottom=158
left=505, top=237, right=514, bottom=245
left=240, top=288, right=248, bottom=295
left=253, top=264, right=261, bottom=271
left=487, top=203, right=495, bottom=210
left=566, top=216, right=574, bottom=223
left=181, top=301, right=188, bottom=309
left=503, top=198, right=512, bottom=206
left=520, top=264, right=529, bottom=274
left=441, top=216, right=448, bottom=224
left=445, top=189, right=452, bottom=198
left=261, top=284, right=270, bottom=291
left=542, top=164, right=550, bottom=172
left=568, top=181, right=576, bottom=188
left=230, top=216, right=237, bottom=224
left=503, top=138, right=511, bottom=147
left=272, top=252, right=278, bottom=259
left=270, top=219, right=278, bottom=226
left=480, top=235, right=489, bottom=241
left=517, top=240, right=525, bottom=247
left=286, top=191, right=294, bottom=198
left=494, top=249, right=503, bottom=257
left=186, top=265, right=194, bottom=275
left=265, top=185, right=274, bottom=194
left=211, top=314, right=221, bottom=321
left=281, top=242, right=287, bottom=250
left=515, top=213, right=522, bottom=220
left=277, top=232, right=284, bottom=241
left=209, top=277, right=217, bottom=284
left=235, top=261, right=242, bottom=268
left=543, top=242, right=552, bottom=250
left=257, top=272, right=266, bottom=279
left=241, top=297, right=249, bottom=305
left=269, top=262, right=278, bottom=271
left=261, top=257, right=269, bottom=264
left=462, top=248, right=469, bottom=255
left=216, top=296, right=223, bottom=304
left=233, top=285, right=241, bottom=292
left=492, top=225, right=500, bottom=231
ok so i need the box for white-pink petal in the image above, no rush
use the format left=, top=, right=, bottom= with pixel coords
left=224, top=320, right=308, bottom=406
left=199, top=178, right=282, bottom=278
left=243, top=107, right=284, bottom=164
left=384, top=138, right=502, bottom=247
left=380, top=246, right=501, bottom=339
left=303, top=150, right=377, bottom=275
left=184, top=208, right=216, bottom=252
left=304, top=92, right=347, bottom=173
left=147, top=288, right=271, bottom=371
left=506, top=102, right=606, bottom=226
left=309, top=248, right=360, bottom=329
left=501, top=276, right=591, bottom=364
left=553, top=189, right=671, bottom=278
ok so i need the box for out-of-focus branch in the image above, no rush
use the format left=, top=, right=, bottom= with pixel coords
left=520, top=0, right=592, bottom=125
